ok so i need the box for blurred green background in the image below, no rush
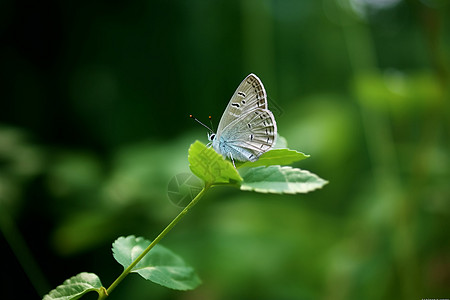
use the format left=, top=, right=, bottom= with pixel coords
left=1, top=0, right=449, bottom=299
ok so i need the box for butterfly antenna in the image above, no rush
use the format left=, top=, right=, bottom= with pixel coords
left=209, top=115, right=215, bottom=132
left=189, top=114, right=213, bottom=132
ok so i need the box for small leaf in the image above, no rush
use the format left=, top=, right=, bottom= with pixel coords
left=112, top=236, right=201, bottom=291
left=188, top=140, right=242, bottom=184
left=240, top=166, right=328, bottom=194
left=238, top=148, right=309, bottom=168
left=273, top=135, right=288, bottom=149
left=43, top=272, right=103, bottom=300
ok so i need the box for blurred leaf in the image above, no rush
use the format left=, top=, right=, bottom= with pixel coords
left=281, top=95, right=360, bottom=168
left=0, top=127, right=45, bottom=211
left=238, top=148, right=309, bottom=168
left=52, top=211, right=119, bottom=256
left=47, top=152, right=102, bottom=198
left=188, top=141, right=242, bottom=184
left=112, top=236, right=201, bottom=291
left=353, top=70, right=441, bottom=115
left=240, top=166, right=328, bottom=194
left=42, top=272, right=104, bottom=300
left=273, top=135, right=288, bottom=149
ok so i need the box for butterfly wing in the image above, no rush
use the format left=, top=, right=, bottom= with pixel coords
left=218, top=108, right=277, bottom=162
left=216, top=73, right=267, bottom=135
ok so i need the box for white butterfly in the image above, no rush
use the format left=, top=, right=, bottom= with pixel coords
left=208, top=73, right=277, bottom=165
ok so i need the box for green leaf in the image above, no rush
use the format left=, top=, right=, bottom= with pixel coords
left=42, top=272, right=104, bottom=300
left=112, top=235, right=201, bottom=291
left=238, top=148, right=309, bottom=168
left=240, top=166, right=328, bottom=194
left=188, top=140, right=242, bottom=184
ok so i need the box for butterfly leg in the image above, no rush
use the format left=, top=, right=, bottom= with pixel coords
left=229, top=152, right=236, bottom=168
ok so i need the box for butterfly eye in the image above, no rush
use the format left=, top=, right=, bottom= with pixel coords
left=208, top=133, right=215, bottom=141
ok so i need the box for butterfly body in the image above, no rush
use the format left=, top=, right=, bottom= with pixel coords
left=209, top=74, right=277, bottom=163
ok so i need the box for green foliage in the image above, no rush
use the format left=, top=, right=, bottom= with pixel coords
left=41, top=139, right=326, bottom=299
left=188, top=141, right=327, bottom=194
left=188, top=140, right=242, bottom=184
left=238, top=148, right=309, bottom=168
left=43, top=272, right=104, bottom=300
left=112, top=236, right=201, bottom=291
left=240, top=166, right=327, bottom=194
left=3, top=1, right=449, bottom=299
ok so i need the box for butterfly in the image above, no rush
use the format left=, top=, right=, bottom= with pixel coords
left=207, top=73, right=277, bottom=166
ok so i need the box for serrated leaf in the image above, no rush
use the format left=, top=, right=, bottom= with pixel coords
left=42, top=272, right=103, bottom=300
left=238, top=148, right=309, bottom=168
left=240, top=166, right=328, bottom=194
left=188, top=140, right=242, bottom=184
left=112, top=236, right=201, bottom=291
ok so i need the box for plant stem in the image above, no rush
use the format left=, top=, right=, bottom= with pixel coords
left=99, top=183, right=211, bottom=299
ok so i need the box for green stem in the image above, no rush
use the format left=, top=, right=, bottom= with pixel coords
left=99, top=183, right=211, bottom=299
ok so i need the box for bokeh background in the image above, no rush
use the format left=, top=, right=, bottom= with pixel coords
left=1, top=0, right=449, bottom=299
